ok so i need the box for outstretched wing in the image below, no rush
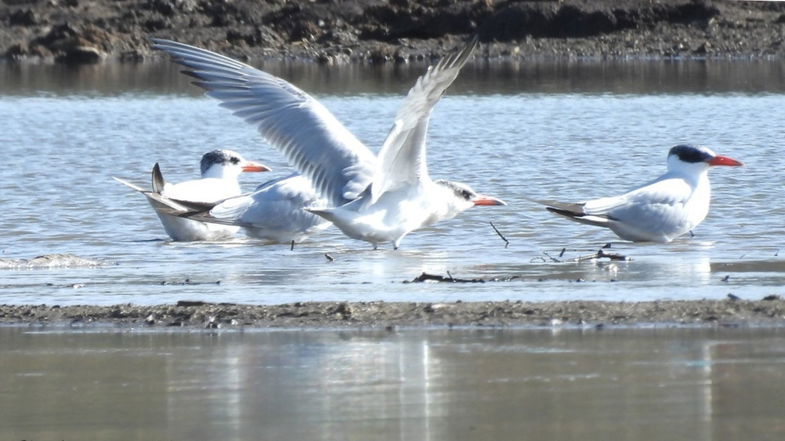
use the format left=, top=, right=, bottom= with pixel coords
left=371, top=36, right=479, bottom=203
left=151, top=38, right=376, bottom=206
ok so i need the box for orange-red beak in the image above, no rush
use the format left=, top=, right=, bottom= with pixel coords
left=242, top=161, right=271, bottom=172
left=708, top=155, right=743, bottom=167
left=472, top=195, right=507, bottom=206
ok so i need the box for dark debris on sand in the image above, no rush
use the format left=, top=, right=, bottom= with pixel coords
left=1, top=298, right=785, bottom=329
left=2, top=0, right=784, bottom=63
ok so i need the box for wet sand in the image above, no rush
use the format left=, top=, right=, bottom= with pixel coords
left=2, top=297, right=784, bottom=329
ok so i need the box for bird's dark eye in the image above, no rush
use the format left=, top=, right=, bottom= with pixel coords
left=461, top=190, right=472, bottom=200
left=229, top=157, right=240, bottom=165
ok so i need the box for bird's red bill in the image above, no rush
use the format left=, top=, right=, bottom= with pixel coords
left=242, top=162, right=272, bottom=172
left=473, top=196, right=507, bottom=206
left=708, top=155, right=743, bottom=167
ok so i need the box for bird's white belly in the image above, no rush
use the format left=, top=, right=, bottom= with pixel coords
left=155, top=212, right=239, bottom=241
left=332, top=192, right=435, bottom=245
left=243, top=217, right=332, bottom=244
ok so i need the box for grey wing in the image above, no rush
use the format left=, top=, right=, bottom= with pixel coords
left=151, top=39, right=376, bottom=206
left=372, top=36, right=478, bottom=203
left=208, top=175, right=327, bottom=231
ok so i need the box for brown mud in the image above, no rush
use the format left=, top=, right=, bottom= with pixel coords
left=2, top=0, right=784, bottom=64
left=2, top=296, right=784, bottom=329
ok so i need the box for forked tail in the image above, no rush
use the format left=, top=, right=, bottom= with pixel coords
left=526, top=197, right=611, bottom=228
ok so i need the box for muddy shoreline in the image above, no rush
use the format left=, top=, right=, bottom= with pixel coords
left=2, top=298, right=784, bottom=329
left=2, top=0, right=784, bottom=64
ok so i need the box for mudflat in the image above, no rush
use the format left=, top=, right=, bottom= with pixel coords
left=1, top=297, right=784, bottom=329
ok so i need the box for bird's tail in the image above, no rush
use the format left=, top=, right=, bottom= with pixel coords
left=180, top=195, right=255, bottom=228
left=525, top=197, right=610, bottom=228
left=305, top=207, right=338, bottom=223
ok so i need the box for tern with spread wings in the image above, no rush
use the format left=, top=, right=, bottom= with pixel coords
left=152, top=37, right=504, bottom=249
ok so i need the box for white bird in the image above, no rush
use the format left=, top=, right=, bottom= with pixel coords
left=152, top=37, right=505, bottom=250
left=113, top=149, right=270, bottom=241
left=184, top=173, right=332, bottom=244
left=533, top=144, right=742, bottom=242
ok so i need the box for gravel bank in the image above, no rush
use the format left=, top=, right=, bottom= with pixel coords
left=2, top=0, right=784, bottom=63
left=2, top=297, right=784, bottom=329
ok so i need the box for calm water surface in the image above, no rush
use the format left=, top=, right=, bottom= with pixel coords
left=1, top=326, right=784, bottom=441
left=1, top=59, right=784, bottom=305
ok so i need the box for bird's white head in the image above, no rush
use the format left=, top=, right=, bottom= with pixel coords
left=199, top=149, right=271, bottom=179
left=666, top=144, right=743, bottom=175
left=435, top=180, right=506, bottom=218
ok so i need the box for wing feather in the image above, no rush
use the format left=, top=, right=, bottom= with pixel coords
left=151, top=39, right=376, bottom=206
left=371, top=36, right=478, bottom=203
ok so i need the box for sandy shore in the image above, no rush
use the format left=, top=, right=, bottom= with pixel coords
left=2, top=297, right=784, bottom=329
left=2, top=0, right=784, bottom=63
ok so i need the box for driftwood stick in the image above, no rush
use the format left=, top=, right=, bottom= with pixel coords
left=408, top=272, right=485, bottom=283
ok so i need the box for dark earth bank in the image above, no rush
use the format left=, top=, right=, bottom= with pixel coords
left=2, top=0, right=785, bottom=64
left=2, top=297, right=784, bottom=329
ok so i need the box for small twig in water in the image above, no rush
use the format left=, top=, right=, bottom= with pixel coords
left=542, top=251, right=562, bottom=263
left=489, top=222, right=509, bottom=248
left=324, top=253, right=335, bottom=262
left=558, top=247, right=566, bottom=258
left=573, top=249, right=630, bottom=262
left=290, top=240, right=295, bottom=251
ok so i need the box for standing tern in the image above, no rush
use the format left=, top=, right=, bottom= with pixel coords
left=114, top=149, right=270, bottom=241
left=532, top=144, right=742, bottom=242
left=152, top=37, right=505, bottom=249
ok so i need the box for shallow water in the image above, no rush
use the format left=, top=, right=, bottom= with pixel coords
left=1, top=59, right=784, bottom=305
left=2, top=326, right=785, bottom=440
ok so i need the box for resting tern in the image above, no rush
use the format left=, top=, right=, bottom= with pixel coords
left=152, top=37, right=505, bottom=249
left=184, top=173, right=332, bottom=244
left=113, top=149, right=270, bottom=241
left=533, top=144, right=742, bottom=242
